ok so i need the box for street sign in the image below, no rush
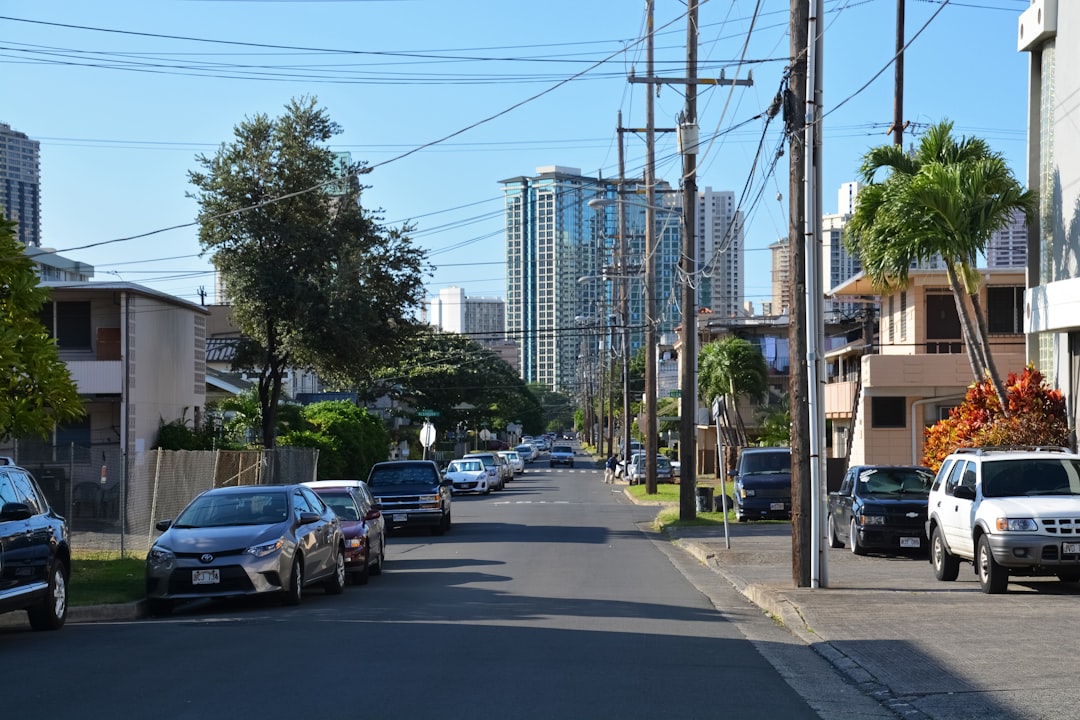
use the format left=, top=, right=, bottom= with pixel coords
left=417, top=409, right=440, bottom=417
left=668, top=390, right=681, bottom=398
left=419, top=422, right=437, bottom=448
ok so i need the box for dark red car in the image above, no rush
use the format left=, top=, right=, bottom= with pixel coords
left=304, top=480, right=386, bottom=585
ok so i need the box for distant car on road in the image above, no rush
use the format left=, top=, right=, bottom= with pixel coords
left=627, top=453, right=673, bottom=484
left=827, top=465, right=933, bottom=555
left=515, top=443, right=538, bottom=463
left=444, top=458, right=491, bottom=495
left=463, top=452, right=510, bottom=489
left=549, top=444, right=575, bottom=467
left=498, top=450, right=525, bottom=475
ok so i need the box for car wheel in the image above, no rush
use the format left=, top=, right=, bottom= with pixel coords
left=931, top=526, right=960, bottom=581
left=977, top=535, right=1009, bottom=594
left=146, top=598, right=173, bottom=618
left=352, top=556, right=370, bottom=586
left=1058, top=571, right=1080, bottom=583
left=849, top=519, right=867, bottom=556
left=283, top=555, right=303, bottom=605
left=827, top=515, right=844, bottom=549
left=370, top=540, right=384, bottom=576
left=483, top=483, right=491, bottom=495
left=549, top=462, right=555, bottom=468
left=27, top=559, right=68, bottom=631
left=324, top=549, right=346, bottom=595
left=569, top=461, right=574, bottom=468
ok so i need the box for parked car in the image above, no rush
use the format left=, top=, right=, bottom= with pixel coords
left=498, top=450, right=525, bottom=475
left=827, top=465, right=934, bottom=555
left=926, top=446, right=1080, bottom=593
left=549, top=444, right=575, bottom=467
left=626, top=453, right=674, bottom=484
left=0, top=458, right=70, bottom=631
left=515, top=443, right=539, bottom=462
left=303, top=480, right=386, bottom=585
left=444, top=458, right=491, bottom=495
left=366, top=460, right=452, bottom=535
left=464, top=452, right=510, bottom=489
left=731, top=447, right=792, bottom=521
left=145, top=484, right=346, bottom=615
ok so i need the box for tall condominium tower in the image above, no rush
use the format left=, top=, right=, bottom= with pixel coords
left=823, top=182, right=863, bottom=320
left=0, top=123, right=42, bottom=247
left=985, top=207, right=1027, bottom=268
left=694, top=188, right=744, bottom=318
left=502, top=166, right=681, bottom=394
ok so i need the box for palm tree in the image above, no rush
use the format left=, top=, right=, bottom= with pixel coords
left=698, top=336, right=769, bottom=448
left=844, top=120, right=1036, bottom=413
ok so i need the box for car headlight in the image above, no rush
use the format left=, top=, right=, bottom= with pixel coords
left=147, top=545, right=175, bottom=570
left=346, top=537, right=362, bottom=549
left=419, top=494, right=441, bottom=509
left=738, top=486, right=754, bottom=498
left=996, top=518, right=1037, bottom=532
left=247, top=537, right=285, bottom=558
left=857, top=513, right=885, bottom=526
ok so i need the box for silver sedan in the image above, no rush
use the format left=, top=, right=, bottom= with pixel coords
left=145, top=484, right=346, bottom=615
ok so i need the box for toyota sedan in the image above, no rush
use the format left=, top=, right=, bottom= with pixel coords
left=145, top=484, right=346, bottom=615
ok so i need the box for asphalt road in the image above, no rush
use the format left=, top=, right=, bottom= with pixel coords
left=0, top=454, right=891, bottom=720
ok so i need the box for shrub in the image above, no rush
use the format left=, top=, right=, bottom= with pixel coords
left=923, top=364, right=1068, bottom=472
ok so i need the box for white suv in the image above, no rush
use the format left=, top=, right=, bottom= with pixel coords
left=926, top=446, right=1080, bottom=593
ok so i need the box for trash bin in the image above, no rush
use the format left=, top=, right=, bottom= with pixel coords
left=695, top=485, right=714, bottom=513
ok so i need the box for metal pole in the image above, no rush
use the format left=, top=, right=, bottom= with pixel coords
left=644, top=0, right=658, bottom=494
left=618, top=111, right=632, bottom=474
left=893, top=0, right=905, bottom=146
left=679, top=0, right=699, bottom=519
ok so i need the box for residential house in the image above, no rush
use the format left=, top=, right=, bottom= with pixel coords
left=825, top=269, right=1027, bottom=467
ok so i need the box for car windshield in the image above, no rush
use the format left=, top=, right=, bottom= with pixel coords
left=741, top=452, right=791, bottom=475
left=553, top=446, right=572, bottom=454
left=174, top=490, right=288, bottom=528
left=449, top=460, right=483, bottom=473
left=320, top=494, right=360, bottom=521
left=981, top=458, right=1080, bottom=498
left=368, top=465, right=438, bottom=486
left=854, top=468, right=933, bottom=496
left=465, top=455, right=495, bottom=467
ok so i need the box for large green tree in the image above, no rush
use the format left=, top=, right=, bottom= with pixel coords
left=844, top=120, right=1036, bottom=413
left=0, top=215, right=84, bottom=440
left=372, top=329, right=543, bottom=440
left=279, top=400, right=388, bottom=480
left=189, top=97, right=427, bottom=447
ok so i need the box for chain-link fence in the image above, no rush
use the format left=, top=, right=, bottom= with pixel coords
left=1, top=442, right=318, bottom=557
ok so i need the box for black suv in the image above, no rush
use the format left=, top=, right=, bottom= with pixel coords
left=0, top=458, right=71, bottom=630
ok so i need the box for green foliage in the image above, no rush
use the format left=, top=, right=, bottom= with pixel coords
left=189, top=97, right=427, bottom=447
left=755, top=405, right=791, bottom=447
left=372, top=328, right=543, bottom=437
left=0, top=214, right=84, bottom=440
left=155, top=409, right=217, bottom=450
left=923, top=365, right=1069, bottom=472
left=698, top=337, right=769, bottom=404
left=279, top=400, right=388, bottom=480
left=528, top=383, right=574, bottom=433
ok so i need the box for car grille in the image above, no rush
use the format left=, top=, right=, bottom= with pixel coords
left=167, top=565, right=255, bottom=594
left=883, top=507, right=926, bottom=529
left=750, top=487, right=789, bottom=499
left=1042, top=517, right=1080, bottom=535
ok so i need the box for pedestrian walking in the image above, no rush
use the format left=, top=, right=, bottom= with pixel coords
left=604, top=454, right=618, bottom=484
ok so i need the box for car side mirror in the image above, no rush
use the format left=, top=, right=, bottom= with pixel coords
left=154, top=519, right=173, bottom=532
left=298, top=511, right=321, bottom=525
left=0, top=502, right=32, bottom=521
left=727, top=469, right=737, bottom=478
left=953, top=485, right=977, bottom=501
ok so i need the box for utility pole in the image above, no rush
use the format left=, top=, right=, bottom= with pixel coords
left=892, top=0, right=905, bottom=146
left=618, top=112, right=631, bottom=473
left=789, top=0, right=811, bottom=587
left=644, top=0, right=658, bottom=495
left=679, top=0, right=700, bottom=520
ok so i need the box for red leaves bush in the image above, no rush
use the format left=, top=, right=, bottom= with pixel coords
left=923, top=364, right=1069, bottom=472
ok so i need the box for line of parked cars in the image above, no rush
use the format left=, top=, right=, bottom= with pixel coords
left=444, top=449, right=532, bottom=495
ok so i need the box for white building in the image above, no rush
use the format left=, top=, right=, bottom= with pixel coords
left=694, top=188, right=744, bottom=318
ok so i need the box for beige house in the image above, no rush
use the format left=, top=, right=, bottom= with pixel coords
left=825, top=269, right=1027, bottom=467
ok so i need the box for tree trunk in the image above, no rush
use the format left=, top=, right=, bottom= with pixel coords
left=944, top=262, right=987, bottom=384
left=967, top=286, right=1011, bottom=418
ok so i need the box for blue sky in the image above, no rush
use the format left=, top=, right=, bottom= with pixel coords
left=2, top=0, right=1030, bottom=310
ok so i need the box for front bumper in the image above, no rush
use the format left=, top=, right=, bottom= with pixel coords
left=852, top=526, right=927, bottom=550
left=146, top=552, right=289, bottom=600
left=735, top=497, right=791, bottom=519
left=987, top=533, right=1080, bottom=570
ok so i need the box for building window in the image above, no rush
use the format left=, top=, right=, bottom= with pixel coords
left=987, top=286, right=1023, bottom=334
left=38, top=301, right=92, bottom=349
left=871, top=396, right=906, bottom=429
left=900, top=291, right=907, bottom=340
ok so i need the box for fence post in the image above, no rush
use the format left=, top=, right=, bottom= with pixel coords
left=67, top=442, right=75, bottom=524
left=148, top=447, right=163, bottom=552
left=120, top=448, right=127, bottom=557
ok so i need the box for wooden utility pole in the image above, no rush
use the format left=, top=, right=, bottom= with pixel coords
left=679, top=0, right=699, bottom=520
left=644, top=0, right=658, bottom=495
left=789, top=0, right=811, bottom=587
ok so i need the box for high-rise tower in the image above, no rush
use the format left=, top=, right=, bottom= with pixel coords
left=0, top=123, right=42, bottom=247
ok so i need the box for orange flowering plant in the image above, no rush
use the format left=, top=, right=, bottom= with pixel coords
left=922, top=364, right=1069, bottom=473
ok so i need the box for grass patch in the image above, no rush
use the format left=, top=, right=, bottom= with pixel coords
left=70, top=551, right=146, bottom=607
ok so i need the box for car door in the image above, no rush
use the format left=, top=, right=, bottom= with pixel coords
left=832, top=469, right=856, bottom=530
left=0, top=469, right=30, bottom=597
left=938, top=460, right=975, bottom=557
left=291, top=489, right=330, bottom=577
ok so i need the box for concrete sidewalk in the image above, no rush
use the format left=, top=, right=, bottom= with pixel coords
left=666, top=518, right=1080, bottom=720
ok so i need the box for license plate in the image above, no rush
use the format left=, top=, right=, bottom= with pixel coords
left=392, top=513, right=408, bottom=523
left=1064, top=542, right=1080, bottom=555
left=770, top=502, right=785, bottom=511
left=900, top=537, right=921, bottom=548
left=192, top=569, right=219, bottom=585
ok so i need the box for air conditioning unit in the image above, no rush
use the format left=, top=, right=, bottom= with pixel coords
left=1018, top=0, right=1056, bottom=52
